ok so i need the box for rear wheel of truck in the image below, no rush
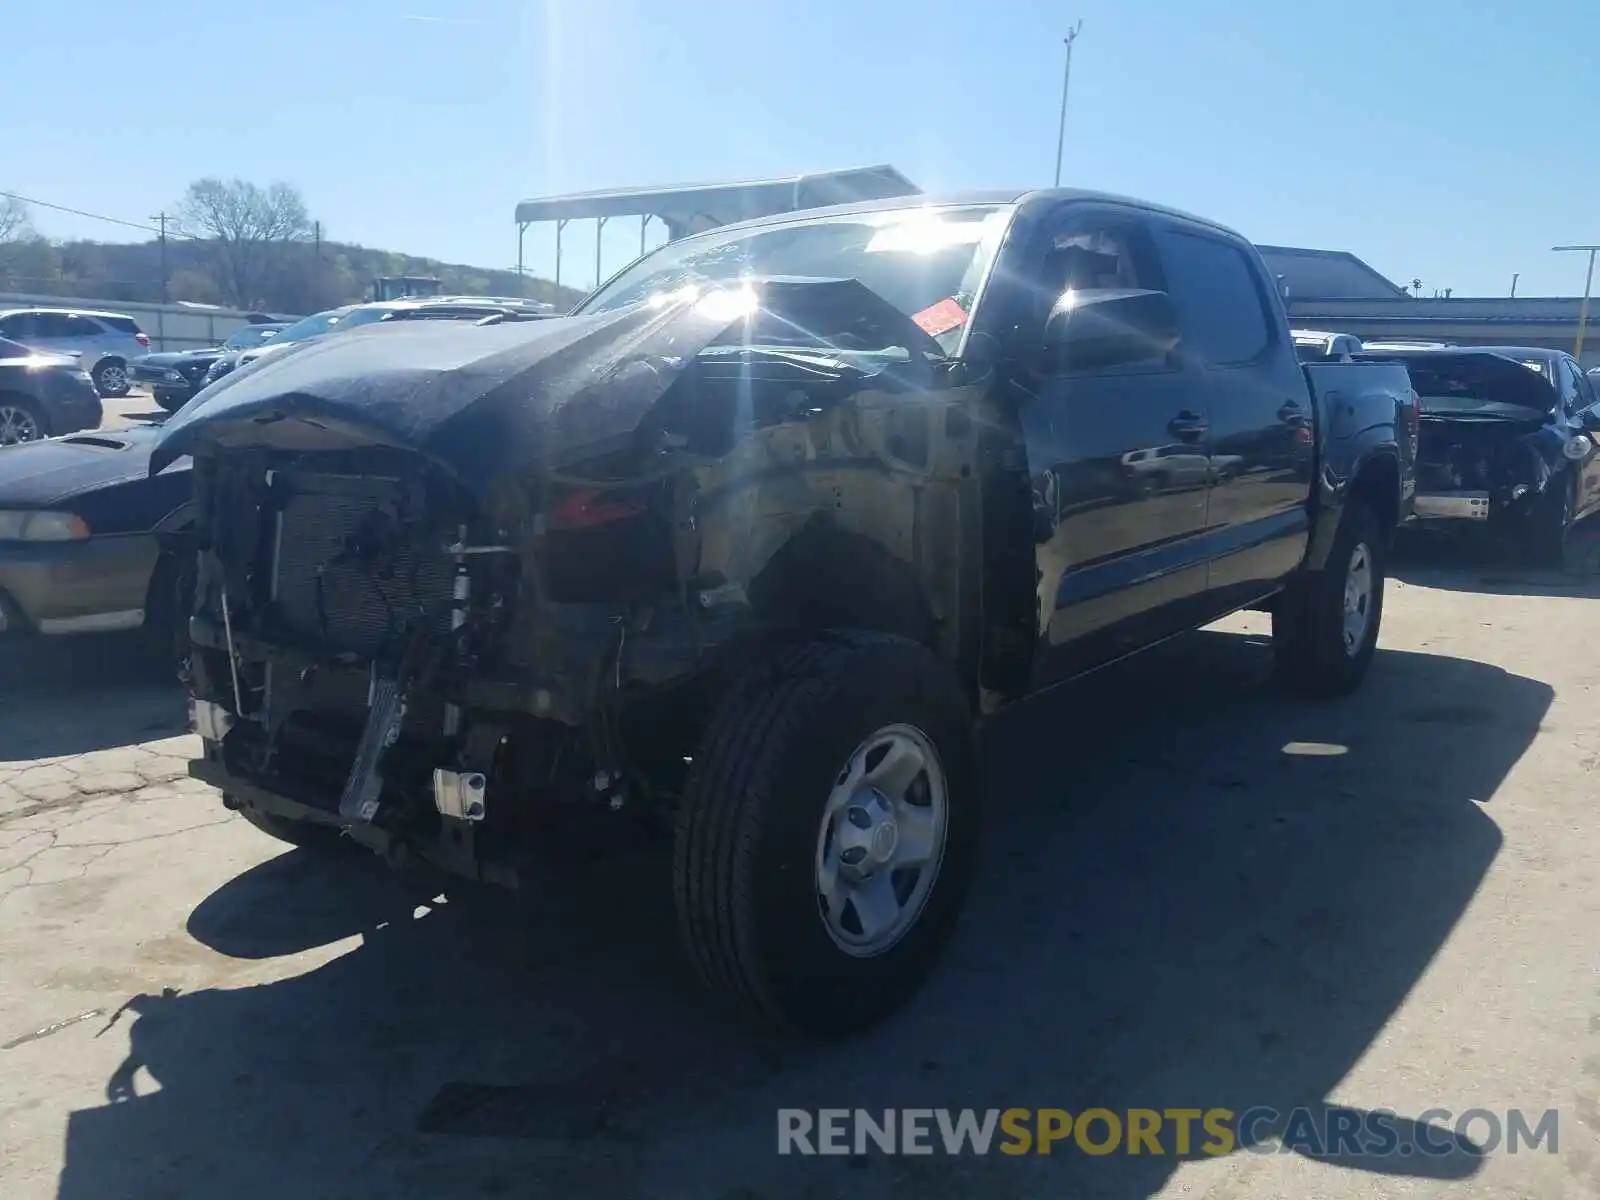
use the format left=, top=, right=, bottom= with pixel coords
left=673, top=633, right=978, bottom=1036
left=1273, top=498, right=1384, bottom=697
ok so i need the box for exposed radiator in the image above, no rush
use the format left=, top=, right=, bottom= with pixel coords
left=271, top=480, right=456, bottom=660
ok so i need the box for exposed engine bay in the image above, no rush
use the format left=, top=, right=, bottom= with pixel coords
left=163, top=281, right=1002, bottom=884
left=1415, top=416, right=1552, bottom=493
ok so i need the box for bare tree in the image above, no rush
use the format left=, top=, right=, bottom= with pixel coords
left=0, top=195, right=34, bottom=243
left=175, top=178, right=313, bottom=308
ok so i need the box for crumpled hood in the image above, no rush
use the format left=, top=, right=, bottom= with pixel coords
left=149, top=278, right=938, bottom=498
left=1365, top=350, right=1557, bottom=416
left=0, top=425, right=180, bottom=508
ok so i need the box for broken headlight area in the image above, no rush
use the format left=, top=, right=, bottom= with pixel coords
left=182, top=449, right=562, bottom=875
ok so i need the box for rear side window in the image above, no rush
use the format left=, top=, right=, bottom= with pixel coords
left=1156, top=230, right=1274, bottom=366
left=31, top=313, right=88, bottom=338
left=98, top=315, right=144, bottom=336
left=0, top=314, right=36, bottom=339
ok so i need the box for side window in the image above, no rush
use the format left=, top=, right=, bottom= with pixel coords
left=0, top=314, right=33, bottom=339
left=1577, top=365, right=1599, bottom=409
left=30, top=313, right=81, bottom=338
left=1154, top=229, right=1274, bottom=366
left=1558, top=360, right=1583, bottom=413
left=61, top=315, right=105, bottom=339
left=1028, top=213, right=1171, bottom=373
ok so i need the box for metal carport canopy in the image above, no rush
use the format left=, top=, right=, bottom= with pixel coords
left=513, top=165, right=922, bottom=294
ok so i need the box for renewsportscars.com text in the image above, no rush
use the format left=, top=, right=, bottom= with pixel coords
left=777, top=1107, right=1559, bottom=1158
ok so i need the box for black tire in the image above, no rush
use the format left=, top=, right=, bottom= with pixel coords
left=153, top=389, right=188, bottom=412
left=143, top=548, right=195, bottom=681
left=0, top=393, right=48, bottom=445
left=673, top=632, right=978, bottom=1036
left=1525, top=479, right=1574, bottom=570
left=92, top=359, right=130, bottom=398
left=234, top=801, right=348, bottom=850
left=1273, top=498, right=1385, bottom=697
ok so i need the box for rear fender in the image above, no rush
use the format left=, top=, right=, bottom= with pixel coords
left=1306, top=444, right=1404, bottom=572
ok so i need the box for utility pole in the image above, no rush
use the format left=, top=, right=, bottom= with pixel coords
left=1053, top=20, right=1083, bottom=188
left=151, top=211, right=169, bottom=303
left=1511, top=272, right=1519, bottom=298
left=314, top=220, right=322, bottom=258
left=1553, top=245, right=1600, bottom=362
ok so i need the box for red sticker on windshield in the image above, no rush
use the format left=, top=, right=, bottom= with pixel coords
left=911, top=297, right=968, bottom=337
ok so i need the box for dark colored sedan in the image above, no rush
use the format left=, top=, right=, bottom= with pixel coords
left=0, top=424, right=191, bottom=640
left=0, top=336, right=104, bottom=445
left=129, top=322, right=288, bottom=411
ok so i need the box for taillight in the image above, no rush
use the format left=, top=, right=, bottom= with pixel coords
left=135, top=332, right=150, bottom=347
left=546, top=487, right=647, bottom=531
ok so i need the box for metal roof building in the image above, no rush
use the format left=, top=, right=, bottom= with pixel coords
left=513, top=166, right=921, bottom=293
left=1261, top=244, right=1599, bottom=368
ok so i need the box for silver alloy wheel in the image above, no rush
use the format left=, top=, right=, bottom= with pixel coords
left=1342, top=542, right=1373, bottom=656
left=814, top=722, right=949, bottom=958
left=0, top=403, right=41, bottom=445
left=96, top=363, right=127, bottom=393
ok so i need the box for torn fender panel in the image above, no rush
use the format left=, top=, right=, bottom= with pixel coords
left=148, top=278, right=945, bottom=500
left=684, top=377, right=986, bottom=667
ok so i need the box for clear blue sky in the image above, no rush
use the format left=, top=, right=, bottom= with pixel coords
left=4, top=0, right=1597, bottom=297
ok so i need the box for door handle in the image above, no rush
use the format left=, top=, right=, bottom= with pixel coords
left=1168, top=410, right=1208, bottom=441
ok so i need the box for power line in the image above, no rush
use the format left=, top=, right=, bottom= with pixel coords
left=1, top=189, right=162, bottom=236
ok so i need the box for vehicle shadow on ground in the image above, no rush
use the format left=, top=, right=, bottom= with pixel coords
left=1390, top=520, right=1600, bottom=597
left=0, top=633, right=185, bottom=760
left=56, top=631, right=1541, bottom=1199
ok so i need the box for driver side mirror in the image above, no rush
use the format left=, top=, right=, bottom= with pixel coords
left=1039, top=288, right=1181, bottom=375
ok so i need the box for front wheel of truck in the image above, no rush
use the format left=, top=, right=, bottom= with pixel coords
left=673, top=633, right=978, bottom=1036
left=1273, top=498, right=1385, bottom=697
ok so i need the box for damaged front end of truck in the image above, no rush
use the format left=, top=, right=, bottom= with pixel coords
left=152, top=279, right=989, bottom=885
left=1398, top=351, right=1594, bottom=550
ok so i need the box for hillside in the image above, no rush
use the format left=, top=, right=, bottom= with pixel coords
left=0, top=234, right=585, bottom=315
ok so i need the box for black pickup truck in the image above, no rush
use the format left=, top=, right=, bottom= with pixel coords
left=154, top=189, right=1415, bottom=1035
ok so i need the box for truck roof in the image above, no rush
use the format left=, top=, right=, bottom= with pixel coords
left=678, top=187, right=1241, bottom=243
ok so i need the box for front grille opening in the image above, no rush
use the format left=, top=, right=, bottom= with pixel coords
left=266, top=470, right=461, bottom=661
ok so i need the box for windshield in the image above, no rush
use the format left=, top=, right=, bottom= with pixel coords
left=334, top=305, right=405, bottom=330
left=222, top=326, right=281, bottom=350
left=269, top=309, right=354, bottom=344
left=576, top=204, right=1013, bottom=354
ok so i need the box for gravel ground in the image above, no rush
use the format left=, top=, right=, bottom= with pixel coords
left=1, top=541, right=1598, bottom=1199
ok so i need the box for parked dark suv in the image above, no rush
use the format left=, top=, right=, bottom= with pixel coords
left=0, top=336, right=104, bottom=444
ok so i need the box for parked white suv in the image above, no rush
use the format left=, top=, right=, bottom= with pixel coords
left=0, top=307, right=150, bottom=397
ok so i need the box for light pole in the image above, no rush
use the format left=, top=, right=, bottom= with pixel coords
left=1553, top=244, right=1600, bottom=362
left=1053, top=21, right=1083, bottom=188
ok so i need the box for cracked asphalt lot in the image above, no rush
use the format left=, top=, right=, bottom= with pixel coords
left=2, top=544, right=1600, bottom=1199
